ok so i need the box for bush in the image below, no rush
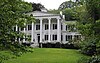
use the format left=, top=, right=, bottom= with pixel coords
left=47, top=43, right=52, bottom=48
left=55, top=42, right=61, bottom=48
left=78, top=55, right=100, bottom=63
left=87, top=55, right=100, bottom=63
left=80, top=38, right=97, bottom=56
left=78, top=56, right=89, bottom=63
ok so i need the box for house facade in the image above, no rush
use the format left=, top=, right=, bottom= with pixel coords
left=16, top=11, right=81, bottom=47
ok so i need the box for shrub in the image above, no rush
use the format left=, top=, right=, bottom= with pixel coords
left=80, top=38, right=97, bottom=56
left=55, top=42, right=61, bottom=48
left=87, top=55, right=100, bottom=63
left=78, top=55, right=100, bottom=63
left=47, top=43, right=52, bottom=48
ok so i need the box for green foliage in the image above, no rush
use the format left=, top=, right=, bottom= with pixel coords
left=62, top=8, right=76, bottom=21
left=86, top=0, right=100, bottom=21
left=0, top=0, right=34, bottom=63
left=78, top=55, right=100, bottom=63
left=88, top=55, right=100, bottom=63
left=58, top=1, right=75, bottom=10
left=80, top=37, right=97, bottom=56
left=76, top=0, right=100, bottom=55
left=32, top=3, right=45, bottom=11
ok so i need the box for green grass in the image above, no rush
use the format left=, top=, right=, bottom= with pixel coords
left=4, top=48, right=86, bottom=63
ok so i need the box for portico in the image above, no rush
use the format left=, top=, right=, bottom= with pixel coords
left=30, top=16, right=61, bottom=44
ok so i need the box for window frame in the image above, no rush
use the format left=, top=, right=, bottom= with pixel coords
left=28, top=24, right=32, bottom=30
left=36, top=24, right=40, bottom=30
left=45, top=24, right=49, bottom=30
left=53, top=24, right=57, bottom=30
left=45, top=35, right=48, bottom=40
left=52, top=35, right=57, bottom=40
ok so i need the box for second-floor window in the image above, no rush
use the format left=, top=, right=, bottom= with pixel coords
left=45, top=24, right=48, bottom=30
left=61, top=25, right=63, bottom=30
left=53, top=24, right=57, bottom=30
left=66, top=25, right=68, bottom=31
left=28, top=25, right=32, bottom=30
left=36, top=25, right=40, bottom=30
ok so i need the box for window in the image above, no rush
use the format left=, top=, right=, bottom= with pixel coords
left=21, top=28, right=24, bottom=31
left=66, top=25, right=68, bottom=31
left=28, top=25, right=32, bottom=30
left=66, top=35, right=72, bottom=41
left=45, top=35, right=48, bottom=40
left=14, top=27, right=16, bottom=31
left=20, top=38, right=23, bottom=41
left=13, top=27, right=19, bottom=32
left=52, top=35, right=57, bottom=40
left=18, top=27, right=19, bottom=31
left=68, top=35, right=72, bottom=40
left=74, top=35, right=81, bottom=40
left=36, top=25, right=40, bottom=30
left=61, top=25, right=63, bottom=30
left=66, top=35, right=68, bottom=41
left=61, top=35, right=63, bottom=41
left=53, top=24, right=57, bottom=30
left=45, top=24, right=48, bottom=30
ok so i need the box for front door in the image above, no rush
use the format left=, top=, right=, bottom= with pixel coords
left=37, top=34, right=40, bottom=43
left=37, top=34, right=41, bottom=47
left=37, top=35, right=40, bottom=43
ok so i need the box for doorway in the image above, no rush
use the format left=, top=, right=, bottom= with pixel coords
left=37, top=34, right=40, bottom=43
left=37, top=34, right=41, bottom=47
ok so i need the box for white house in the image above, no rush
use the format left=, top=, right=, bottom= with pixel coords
left=16, top=10, right=81, bottom=47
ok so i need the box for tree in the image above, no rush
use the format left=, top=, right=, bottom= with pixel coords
left=58, top=1, right=75, bottom=10
left=32, top=3, right=45, bottom=11
left=62, top=8, right=76, bottom=21
left=76, top=0, right=100, bottom=63
left=74, top=0, right=100, bottom=63
left=0, top=0, right=34, bottom=62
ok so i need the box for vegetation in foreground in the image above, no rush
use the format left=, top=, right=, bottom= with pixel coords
left=4, top=48, right=87, bottom=63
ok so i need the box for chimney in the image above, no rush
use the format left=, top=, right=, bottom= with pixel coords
left=60, top=11, right=63, bottom=16
left=63, top=15, right=65, bottom=19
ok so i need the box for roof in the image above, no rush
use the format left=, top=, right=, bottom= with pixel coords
left=26, top=11, right=61, bottom=17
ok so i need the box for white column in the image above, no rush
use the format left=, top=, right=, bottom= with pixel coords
left=23, top=23, right=26, bottom=43
left=31, top=22, right=34, bottom=42
left=72, top=35, right=74, bottom=42
left=57, top=19, right=61, bottom=42
left=48, top=18, right=51, bottom=42
left=40, top=19, right=42, bottom=43
left=16, top=25, right=18, bottom=31
left=15, top=25, right=18, bottom=42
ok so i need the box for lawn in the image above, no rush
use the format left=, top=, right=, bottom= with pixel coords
left=4, top=48, right=86, bottom=63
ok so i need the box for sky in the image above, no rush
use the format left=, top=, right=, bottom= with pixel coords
left=24, top=0, right=70, bottom=10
